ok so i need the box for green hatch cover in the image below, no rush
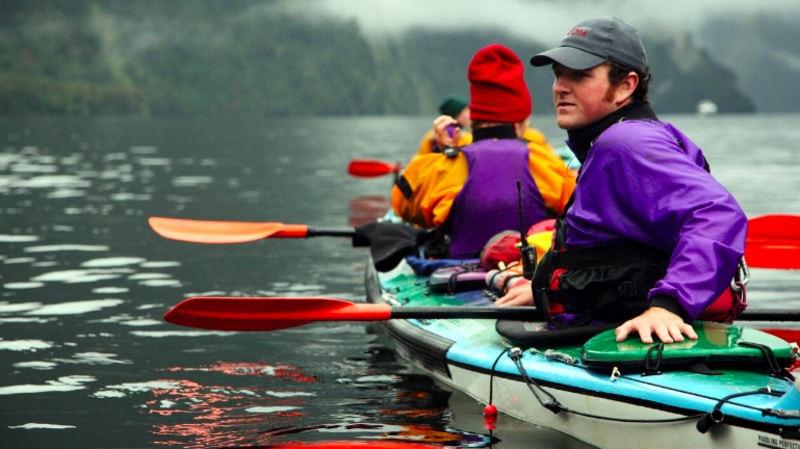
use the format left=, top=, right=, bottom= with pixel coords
left=581, top=321, right=796, bottom=371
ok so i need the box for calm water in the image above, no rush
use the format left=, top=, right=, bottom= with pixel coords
left=1, top=114, right=799, bottom=449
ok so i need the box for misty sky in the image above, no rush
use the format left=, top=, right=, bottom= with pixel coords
left=294, top=0, right=799, bottom=46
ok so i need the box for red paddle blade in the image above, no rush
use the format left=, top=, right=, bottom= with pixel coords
left=347, top=159, right=400, bottom=178
left=746, top=243, right=800, bottom=270
left=746, top=214, right=800, bottom=269
left=148, top=217, right=309, bottom=244
left=748, top=214, right=800, bottom=240
left=164, top=297, right=392, bottom=331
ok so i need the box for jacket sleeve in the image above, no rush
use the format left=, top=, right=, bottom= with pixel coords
left=391, top=153, right=468, bottom=228
left=573, top=123, right=747, bottom=320
left=526, top=137, right=577, bottom=215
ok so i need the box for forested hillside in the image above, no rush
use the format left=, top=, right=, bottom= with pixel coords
left=0, top=0, right=761, bottom=116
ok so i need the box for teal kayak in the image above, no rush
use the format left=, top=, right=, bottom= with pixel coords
left=365, top=258, right=800, bottom=449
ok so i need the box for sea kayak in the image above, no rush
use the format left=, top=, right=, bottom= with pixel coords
left=364, top=257, right=800, bottom=449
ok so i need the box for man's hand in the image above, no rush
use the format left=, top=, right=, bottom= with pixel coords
left=494, top=280, right=534, bottom=306
left=615, top=306, right=697, bottom=344
left=432, top=115, right=459, bottom=149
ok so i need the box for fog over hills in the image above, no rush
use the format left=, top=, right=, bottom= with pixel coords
left=2, top=0, right=797, bottom=115
left=300, top=0, right=800, bottom=113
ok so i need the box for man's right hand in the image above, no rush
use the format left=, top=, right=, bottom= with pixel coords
left=494, top=280, right=534, bottom=307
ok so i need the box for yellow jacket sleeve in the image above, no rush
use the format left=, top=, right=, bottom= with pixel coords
left=525, top=129, right=577, bottom=214
left=391, top=153, right=468, bottom=228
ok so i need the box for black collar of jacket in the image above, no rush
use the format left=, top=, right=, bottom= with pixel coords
left=472, top=124, right=518, bottom=142
left=567, top=102, right=658, bottom=163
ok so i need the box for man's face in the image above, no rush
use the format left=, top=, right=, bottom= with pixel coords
left=551, top=62, right=620, bottom=130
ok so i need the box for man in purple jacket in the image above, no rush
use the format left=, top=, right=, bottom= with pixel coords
left=520, top=16, right=748, bottom=344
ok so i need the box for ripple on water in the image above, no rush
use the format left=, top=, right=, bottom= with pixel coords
left=138, top=279, right=182, bottom=287
left=12, top=361, right=58, bottom=370
left=3, top=282, right=45, bottom=289
left=127, top=272, right=182, bottom=287
left=130, top=330, right=234, bottom=338
left=172, top=176, right=213, bottom=187
left=0, top=339, right=53, bottom=351
left=110, top=192, right=152, bottom=201
left=0, top=374, right=97, bottom=396
left=92, top=287, right=129, bottom=294
left=25, top=244, right=109, bottom=252
left=25, top=298, right=124, bottom=315
left=141, top=261, right=181, bottom=268
left=8, top=423, right=77, bottom=429
left=46, top=188, right=85, bottom=199
left=14, top=175, right=91, bottom=189
left=81, top=257, right=146, bottom=268
left=92, top=380, right=182, bottom=398
left=0, top=235, right=39, bottom=242
left=31, top=269, right=130, bottom=283
left=52, top=352, right=132, bottom=365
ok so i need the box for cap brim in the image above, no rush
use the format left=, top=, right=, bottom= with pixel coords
left=530, top=46, right=606, bottom=70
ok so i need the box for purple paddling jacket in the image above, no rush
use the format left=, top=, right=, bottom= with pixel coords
left=564, top=119, right=747, bottom=320
left=448, top=138, right=547, bottom=258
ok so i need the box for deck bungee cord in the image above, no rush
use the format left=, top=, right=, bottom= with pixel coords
left=506, top=346, right=704, bottom=423
left=501, top=346, right=800, bottom=431
left=500, top=342, right=800, bottom=439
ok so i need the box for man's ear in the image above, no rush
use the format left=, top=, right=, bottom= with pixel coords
left=615, top=72, right=639, bottom=107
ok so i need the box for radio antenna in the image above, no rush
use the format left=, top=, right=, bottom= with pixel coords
left=517, top=180, right=537, bottom=280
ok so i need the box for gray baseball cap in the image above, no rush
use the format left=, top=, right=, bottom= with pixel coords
left=530, top=16, right=647, bottom=73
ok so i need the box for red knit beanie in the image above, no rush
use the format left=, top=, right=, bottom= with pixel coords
left=468, top=44, right=532, bottom=123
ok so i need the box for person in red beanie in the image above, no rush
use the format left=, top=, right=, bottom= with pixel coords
left=390, top=43, right=576, bottom=259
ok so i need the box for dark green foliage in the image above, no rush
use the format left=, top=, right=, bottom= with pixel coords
left=0, top=75, right=148, bottom=115
left=0, top=0, right=761, bottom=116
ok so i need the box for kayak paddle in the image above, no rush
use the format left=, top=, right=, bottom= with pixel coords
left=148, top=217, right=354, bottom=244
left=744, top=214, right=800, bottom=269
left=148, top=214, right=800, bottom=269
left=347, top=159, right=402, bottom=178
left=163, top=296, right=800, bottom=332
left=164, top=296, right=541, bottom=331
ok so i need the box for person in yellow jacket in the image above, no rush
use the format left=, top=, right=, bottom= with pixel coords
left=391, top=43, right=576, bottom=259
left=415, top=95, right=472, bottom=158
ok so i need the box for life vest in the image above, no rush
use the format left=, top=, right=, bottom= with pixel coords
left=532, top=204, right=747, bottom=328
left=447, top=138, right=547, bottom=258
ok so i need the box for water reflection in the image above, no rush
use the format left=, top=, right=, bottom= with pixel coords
left=145, top=360, right=494, bottom=449
left=349, top=195, right=391, bottom=227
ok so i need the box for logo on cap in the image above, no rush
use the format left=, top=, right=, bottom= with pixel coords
left=567, top=27, right=589, bottom=38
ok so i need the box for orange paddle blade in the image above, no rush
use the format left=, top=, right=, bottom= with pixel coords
left=347, top=159, right=401, bottom=178
left=148, top=217, right=308, bottom=244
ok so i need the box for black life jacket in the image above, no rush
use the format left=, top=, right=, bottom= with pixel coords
left=531, top=212, right=670, bottom=328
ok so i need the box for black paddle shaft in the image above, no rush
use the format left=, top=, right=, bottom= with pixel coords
left=306, top=227, right=356, bottom=238
left=391, top=307, right=542, bottom=320
left=389, top=307, right=798, bottom=322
